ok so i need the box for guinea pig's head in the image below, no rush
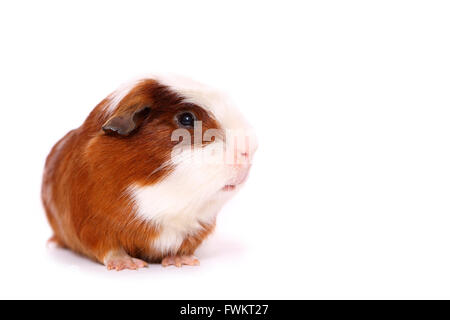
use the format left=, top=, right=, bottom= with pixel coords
left=89, top=75, right=257, bottom=210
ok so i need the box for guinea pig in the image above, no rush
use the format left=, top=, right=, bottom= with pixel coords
left=41, top=74, right=257, bottom=270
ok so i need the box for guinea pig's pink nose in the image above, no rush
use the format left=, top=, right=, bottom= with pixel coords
left=233, top=144, right=251, bottom=164
left=223, top=141, right=255, bottom=190
left=235, top=151, right=250, bottom=165
left=226, top=131, right=257, bottom=166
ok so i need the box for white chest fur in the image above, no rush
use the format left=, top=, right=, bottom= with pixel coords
left=129, top=182, right=230, bottom=254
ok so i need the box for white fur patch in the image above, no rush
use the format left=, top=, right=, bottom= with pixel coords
left=129, top=144, right=238, bottom=254
left=153, top=74, right=251, bottom=131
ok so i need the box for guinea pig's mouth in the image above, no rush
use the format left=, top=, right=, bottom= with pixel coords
left=222, top=184, right=237, bottom=192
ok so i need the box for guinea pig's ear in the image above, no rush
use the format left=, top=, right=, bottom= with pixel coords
left=102, top=105, right=151, bottom=136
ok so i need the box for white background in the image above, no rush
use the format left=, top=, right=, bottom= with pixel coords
left=1, top=0, right=450, bottom=299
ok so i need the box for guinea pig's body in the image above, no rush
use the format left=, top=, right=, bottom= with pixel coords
left=42, top=75, right=257, bottom=270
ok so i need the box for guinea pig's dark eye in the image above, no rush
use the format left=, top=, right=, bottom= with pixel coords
left=178, top=112, right=195, bottom=127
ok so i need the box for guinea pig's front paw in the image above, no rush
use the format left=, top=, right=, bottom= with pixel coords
left=103, top=249, right=148, bottom=271
left=161, top=255, right=200, bottom=268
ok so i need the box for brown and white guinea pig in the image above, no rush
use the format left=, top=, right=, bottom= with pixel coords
left=41, top=74, right=257, bottom=270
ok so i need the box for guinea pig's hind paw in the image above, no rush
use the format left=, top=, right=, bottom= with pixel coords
left=161, top=255, right=200, bottom=268
left=104, top=252, right=148, bottom=271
